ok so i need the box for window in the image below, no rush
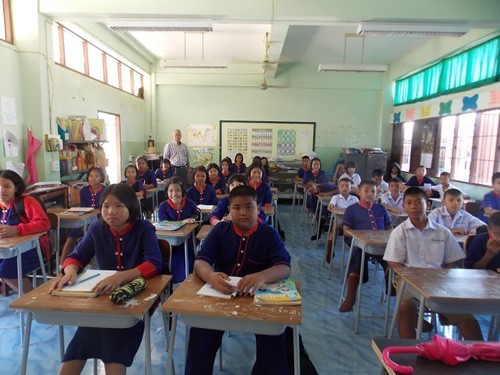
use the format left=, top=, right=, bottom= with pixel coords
left=0, top=0, right=12, bottom=43
left=52, top=23, right=144, bottom=98
left=393, top=110, right=500, bottom=186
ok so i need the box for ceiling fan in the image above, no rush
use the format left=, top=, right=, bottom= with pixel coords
left=258, top=68, right=287, bottom=90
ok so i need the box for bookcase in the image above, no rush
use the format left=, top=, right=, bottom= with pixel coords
left=269, top=160, right=302, bottom=199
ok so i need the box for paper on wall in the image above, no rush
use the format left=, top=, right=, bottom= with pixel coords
left=0, top=96, right=17, bottom=125
left=3, top=129, right=19, bottom=157
left=6, top=161, right=25, bottom=177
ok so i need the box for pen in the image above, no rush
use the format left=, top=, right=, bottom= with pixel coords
left=76, top=272, right=100, bottom=284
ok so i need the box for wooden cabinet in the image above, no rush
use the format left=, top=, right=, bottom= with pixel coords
left=340, top=152, right=387, bottom=180
left=25, top=184, right=69, bottom=209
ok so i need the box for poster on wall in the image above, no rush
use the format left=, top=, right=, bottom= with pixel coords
left=220, top=121, right=315, bottom=162
left=187, top=124, right=217, bottom=147
left=2, top=129, right=19, bottom=157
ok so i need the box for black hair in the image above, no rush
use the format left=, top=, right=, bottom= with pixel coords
left=443, top=188, right=463, bottom=198
left=492, top=172, right=500, bottom=184
left=302, top=155, right=310, bottom=160
left=403, top=186, right=427, bottom=200
left=228, top=173, right=248, bottom=186
left=0, top=169, right=26, bottom=198
left=87, top=167, right=106, bottom=183
left=234, top=153, right=244, bottom=163
left=229, top=185, right=257, bottom=205
left=489, top=212, right=500, bottom=227
left=440, top=171, right=451, bottom=178
left=359, top=180, right=376, bottom=189
left=124, top=164, right=138, bottom=179
left=372, top=169, right=384, bottom=178
left=100, top=183, right=140, bottom=223
left=346, top=161, right=356, bottom=169
left=252, top=156, right=262, bottom=164
left=161, top=158, right=171, bottom=166
left=206, top=163, right=220, bottom=174
left=221, top=157, right=232, bottom=167
left=165, top=176, right=186, bottom=196
left=389, top=178, right=402, bottom=184
left=246, top=163, right=264, bottom=179
left=136, top=155, right=148, bottom=165
left=338, top=177, right=351, bottom=184
left=310, top=157, right=321, bottom=168
left=192, top=165, right=207, bottom=180
left=261, top=157, right=268, bottom=165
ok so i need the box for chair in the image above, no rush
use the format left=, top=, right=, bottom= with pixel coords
left=292, top=182, right=303, bottom=212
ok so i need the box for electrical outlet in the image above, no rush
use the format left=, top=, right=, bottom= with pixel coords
left=51, top=161, right=60, bottom=172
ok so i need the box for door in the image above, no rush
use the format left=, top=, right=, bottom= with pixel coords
left=97, top=111, right=121, bottom=184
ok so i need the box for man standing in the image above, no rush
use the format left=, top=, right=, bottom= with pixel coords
left=163, top=129, right=190, bottom=184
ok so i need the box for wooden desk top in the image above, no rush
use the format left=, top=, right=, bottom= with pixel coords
left=0, top=233, right=43, bottom=249
left=343, top=229, right=392, bottom=246
left=393, top=267, right=500, bottom=303
left=198, top=205, right=216, bottom=215
left=196, top=225, right=214, bottom=240
left=372, top=337, right=499, bottom=375
left=263, top=206, right=275, bottom=216
left=330, top=207, right=346, bottom=217
left=162, top=274, right=301, bottom=325
left=216, top=193, right=228, bottom=200
left=48, top=208, right=100, bottom=221
left=10, top=275, right=172, bottom=316
left=155, top=223, right=198, bottom=238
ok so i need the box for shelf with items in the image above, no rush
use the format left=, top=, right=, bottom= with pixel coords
left=269, top=160, right=301, bottom=200
left=59, top=141, right=107, bottom=178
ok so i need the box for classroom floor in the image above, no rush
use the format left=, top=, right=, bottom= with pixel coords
left=0, top=203, right=493, bottom=374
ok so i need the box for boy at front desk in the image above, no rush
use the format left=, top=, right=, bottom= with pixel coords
left=339, top=180, right=393, bottom=313
left=185, top=185, right=291, bottom=375
left=428, top=189, right=486, bottom=235
left=465, top=211, right=500, bottom=272
left=384, top=187, right=483, bottom=340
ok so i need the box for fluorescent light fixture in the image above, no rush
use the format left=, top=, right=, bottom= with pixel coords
left=318, top=64, right=388, bottom=73
left=160, top=59, right=227, bottom=69
left=357, top=22, right=469, bottom=37
left=107, top=19, right=213, bottom=32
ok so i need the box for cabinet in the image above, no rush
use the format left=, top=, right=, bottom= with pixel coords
left=340, top=152, right=387, bottom=180
left=59, top=141, right=107, bottom=179
left=25, top=183, right=69, bottom=209
left=269, top=160, right=302, bottom=199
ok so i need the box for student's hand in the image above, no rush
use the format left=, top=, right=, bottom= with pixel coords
left=207, top=272, right=235, bottom=294
left=451, top=227, right=467, bottom=235
left=0, top=225, right=18, bottom=238
left=237, top=273, right=266, bottom=296
left=49, top=265, right=79, bottom=292
left=486, top=238, right=500, bottom=255
left=92, top=272, right=126, bottom=295
left=222, top=214, right=232, bottom=222
left=425, top=189, right=433, bottom=197
left=183, top=218, right=196, bottom=224
left=327, top=203, right=334, bottom=212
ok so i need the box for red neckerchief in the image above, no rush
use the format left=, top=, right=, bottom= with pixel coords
left=126, top=180, right=136, bottom=187
left=109, top=222, right=135, bottom=271
left=167, top=198, right=186, bottom=221
left=493, top=191, right=500, bottom=198
left=416, top=177, right=424, bottom=184
left=358, top=200, right=374, bottom=210
left=221, top=170, right=230, bottom=178
left=249, top=180, right=262, bottom=190
left=195, top=184, right=207, bottom=193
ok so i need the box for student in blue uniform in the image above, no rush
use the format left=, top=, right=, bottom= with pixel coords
left=340, top=180, right=393, bottom=312
left=295, top=155, right=310, bottom=181
left=250, top=156, right=269, bottom=184
left=220, top=157, right=232, bottom=181
left=136, top=155, right=157, bottom=219
left=247, top=163, right=272, bottom=208
left=261, top=157, right=270, bottom=179
left=155, top=158, right=174, bottom=182
left=158, top=177, right=199, bottom=283
left=60, top=167, right=106, bottom=264
left=186, top=185, right=291, bottom=375
left=0, top=170, right=51, bottom=293
left=478, top=172, right=500, bottom=223
left=121, top=164, right=145, bottom=198
left=206, top=163, right=226, bottom=194
left=51, top=183, right=162, bottom=375
left=303, top=157, right=328, bottom=184
left=465, top=211, right=500, bottom=271
left=231, top=152, right=246, bottom=174
left=210, top=174, right=267, bottom=225
left=186, top=166, right=218, bottom=205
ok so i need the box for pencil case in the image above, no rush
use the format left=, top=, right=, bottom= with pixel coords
left=110, top=277, right=147, bottom=304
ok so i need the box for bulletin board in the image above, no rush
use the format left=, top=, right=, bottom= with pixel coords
left=220, top=120, right=315, bottom=162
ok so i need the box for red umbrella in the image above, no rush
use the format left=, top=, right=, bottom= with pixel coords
left=382, top=335, right=500, bottom=374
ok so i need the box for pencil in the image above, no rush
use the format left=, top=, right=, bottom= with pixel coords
left=76, top=272, right=100, bottom=284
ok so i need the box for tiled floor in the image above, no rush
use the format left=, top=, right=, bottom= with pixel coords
left=0, top=203, right=493, bottom=374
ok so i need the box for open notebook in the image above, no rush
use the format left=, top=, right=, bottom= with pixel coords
left=197, top=277, right=242, bottom=299
left=154, top=221, right=187, bottom=231
left=51, top=270, right=117, bottom=297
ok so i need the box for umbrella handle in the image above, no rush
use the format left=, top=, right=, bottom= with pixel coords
left=382, top=346, right=419, bottom=375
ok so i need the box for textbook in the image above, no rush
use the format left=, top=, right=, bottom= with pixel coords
left=197, top=276, right=242, bottom=299
left=254, top=278, right=301, bottom=305
left=61, top=207, right=95, bottom=216
left=154, top=220, right=187, bottom=231
left=51, top=270, right=117, bottom=297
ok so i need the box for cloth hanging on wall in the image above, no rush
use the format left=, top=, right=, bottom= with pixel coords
left=25, top=129, right=41, bottom=184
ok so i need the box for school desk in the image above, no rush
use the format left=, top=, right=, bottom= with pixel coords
left=371, top=337, right=500, bottom=375
left=155, top=223, right=198, bottom=282
left=162, top=274, right=302, bottom=375
left=324, top=207, right=346, bottom=280
left=387, top=268, right=500, bottom=339
left=145, top=187, right=159, bottom=221
left=196, top=224, right=213, bottom=241
left=10, top=275, right=172, bottom=375
left=389, top=211, right=408, bottom=226
left=263, top=205, right=276, bottom=228
left=313, top=192, right=335, bottom=242
left=340, top=229, right=393, bottom=334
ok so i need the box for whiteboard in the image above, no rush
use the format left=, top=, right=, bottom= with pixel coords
left=220, top=120, right=315, bottom=162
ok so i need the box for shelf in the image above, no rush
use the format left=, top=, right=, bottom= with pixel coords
left=63, top=140, right=107, bottom=144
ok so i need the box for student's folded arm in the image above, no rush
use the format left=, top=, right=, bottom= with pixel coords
left=193, top=259, right=215, bottom=282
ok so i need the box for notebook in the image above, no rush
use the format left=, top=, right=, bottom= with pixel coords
left=154, top=221, right=187, bottom=231
left=51, top=270, right=117, bottom=297
left=61, top=207, right=95, bottom=216
left=254, top=278, right=301, bottom=305
left=197, top=276, right=242, bottom=299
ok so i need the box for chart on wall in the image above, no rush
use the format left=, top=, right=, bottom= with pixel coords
left=220, top=121, right=315, bottom=162
left=187, top=124, right=217, bottom=147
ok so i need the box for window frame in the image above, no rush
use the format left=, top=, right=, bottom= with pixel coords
left=1, top=0, right=13, bottom=44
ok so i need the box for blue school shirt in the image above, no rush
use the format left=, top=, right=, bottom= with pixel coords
left=121, top=180, right=144, bottom=193
left=231, top=163, right=247, bottom=174
left=197, top=221, right=291, bottom=276
left=479, top=191, right=500, bottom=223
left=297, top=168, right=309, bottom=179
left=155, top=168, right=174, bottom=181
left=158, top=198, right=199, bottom=222
left=206, top=176, right=227, bottom=194
left=209, top=196, right=267, bottom=224
left=79, top=185, right=104, bottom=208
left=137, top=169, right=157, bottom=187
left=343, top=201, right=393, bottom=230
left=62, top=220, right=162, bottom=276
left=406, top=176, right=435, bottom=187
left=186, top=184, right=218, bottom=205
left=303, top=170, right=327, bottom=184
left=464, top=232, right=500, bottom=271
left=249, top=180, right=273, bottom=206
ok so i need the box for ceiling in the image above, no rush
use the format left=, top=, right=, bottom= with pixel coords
left=40, top=0, right=500, bottom=87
